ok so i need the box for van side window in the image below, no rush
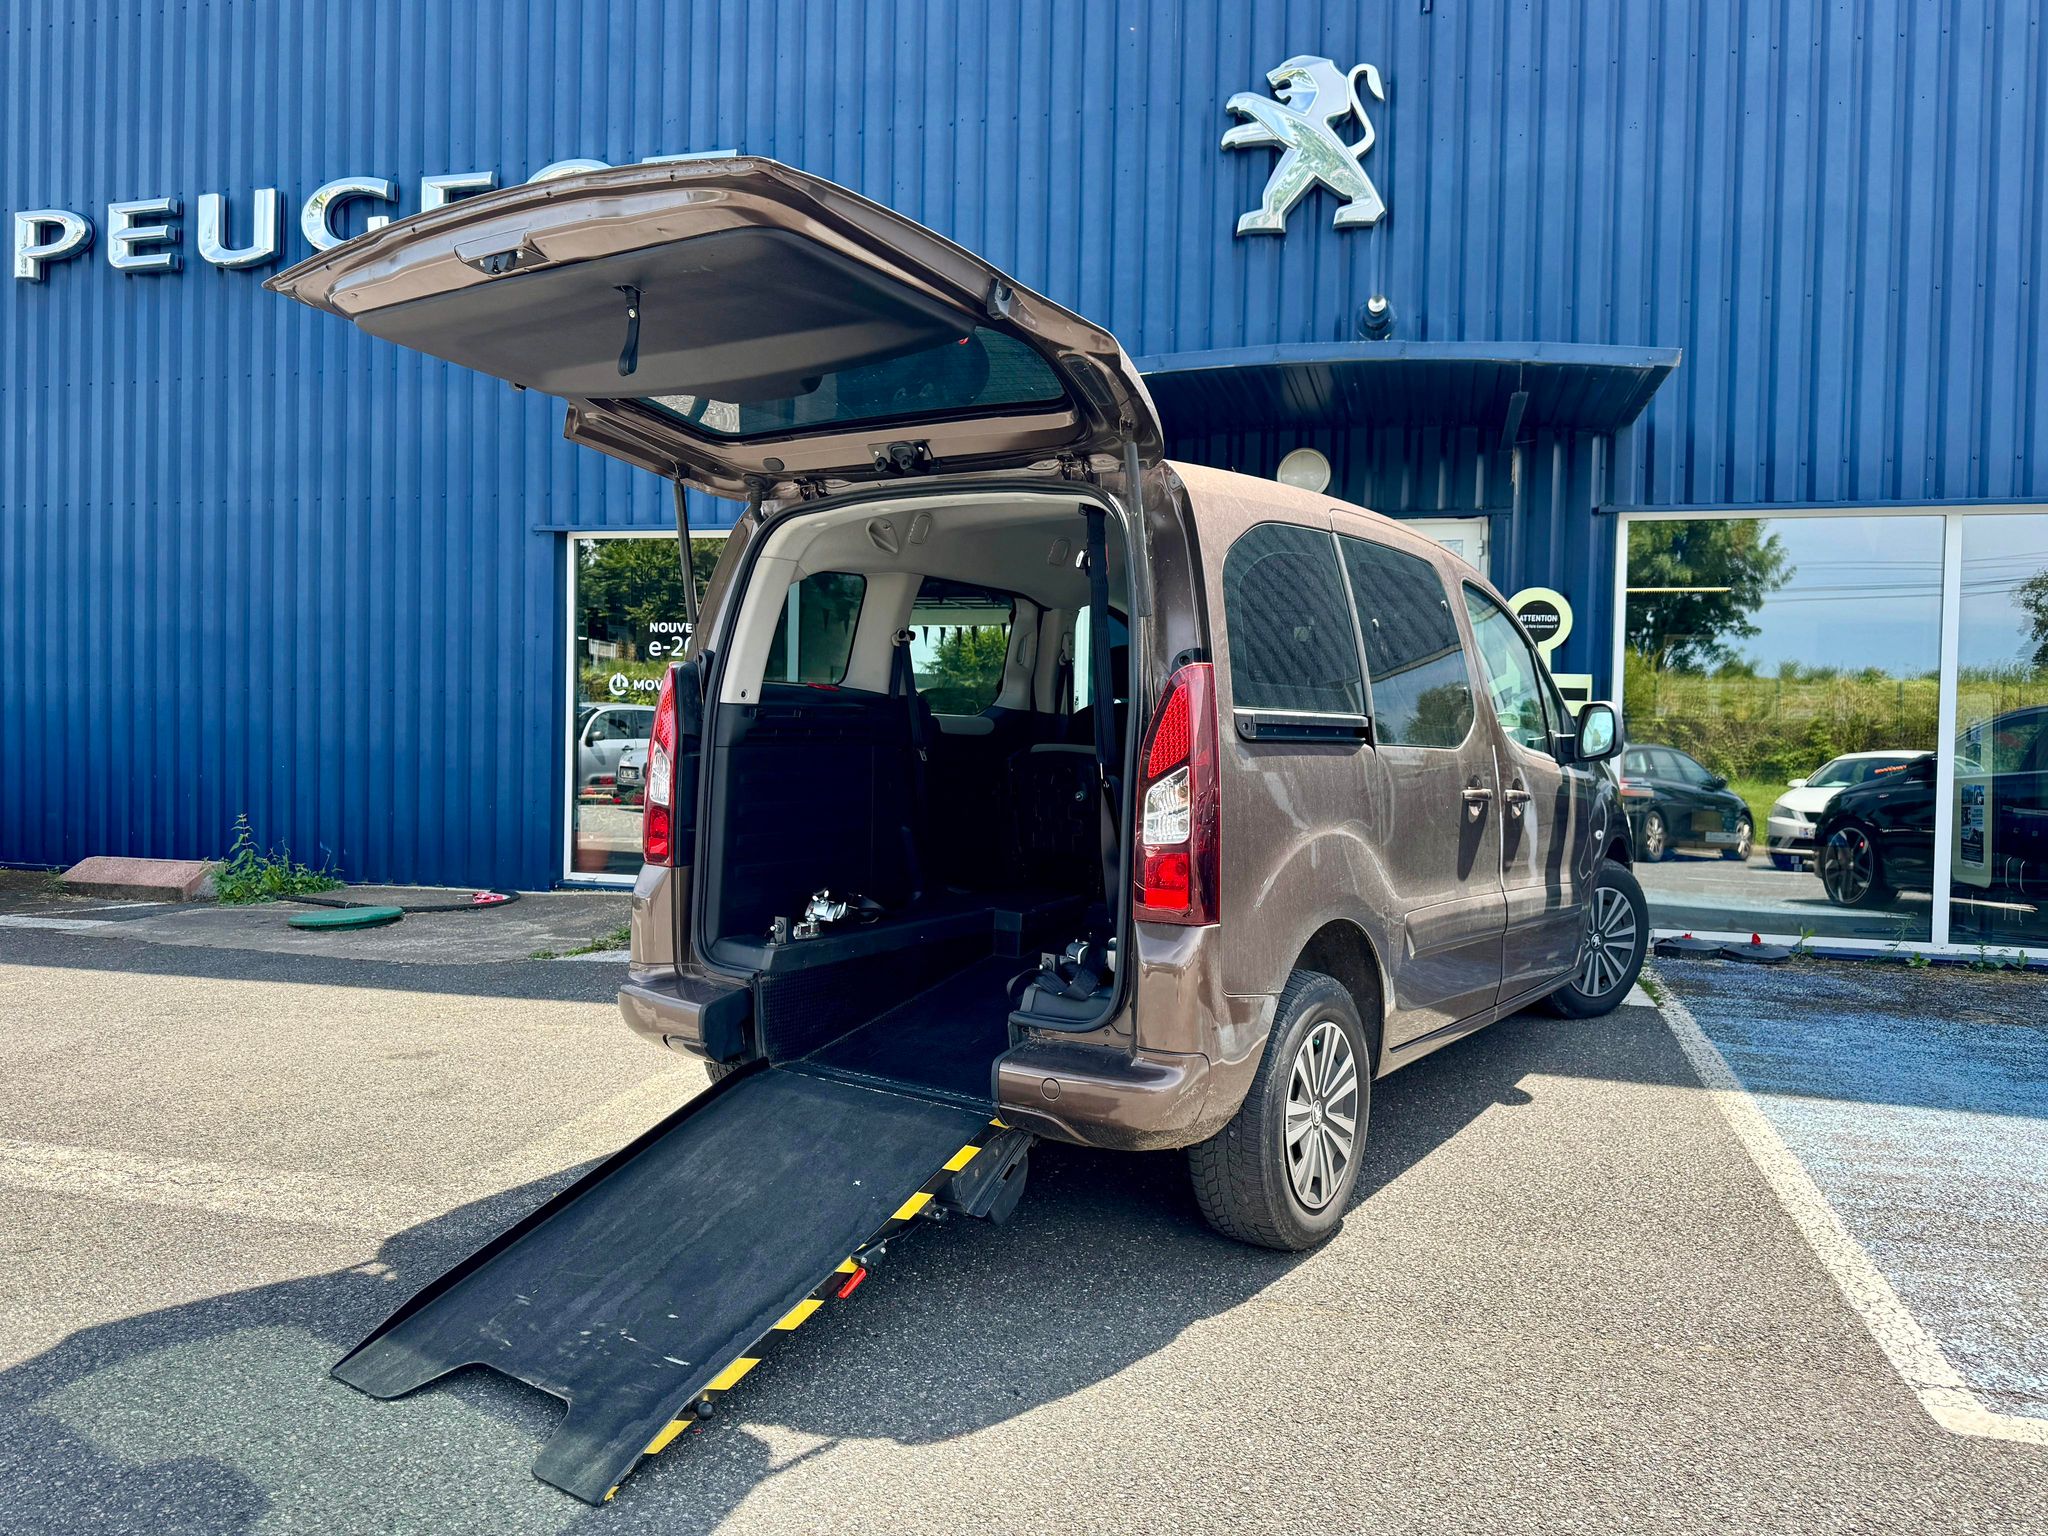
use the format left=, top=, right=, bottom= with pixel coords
left=1462, top=586, right=1552, bottom=753
left=908, top=575, right=1015, bottom=714
left=1336, top=536, right=1475, bottom=748
left=1221, top=524, right=1365, bottom=715
left=763, top=571, right=866, bottom=684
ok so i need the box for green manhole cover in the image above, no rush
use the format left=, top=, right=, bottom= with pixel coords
left=287, top=905, right=405, bottom=931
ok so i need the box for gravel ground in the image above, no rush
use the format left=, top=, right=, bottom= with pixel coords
left=0, top=925, right=2042, bottom=1534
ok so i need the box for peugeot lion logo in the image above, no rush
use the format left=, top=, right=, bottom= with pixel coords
left=1222, top=54, right=1388, bottom=236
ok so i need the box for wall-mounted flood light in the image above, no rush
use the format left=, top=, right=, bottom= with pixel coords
left=1276, top=447, right=1333, bottom=494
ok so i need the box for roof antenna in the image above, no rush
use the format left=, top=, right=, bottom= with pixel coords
left=615, top=285, right=642, bottom=377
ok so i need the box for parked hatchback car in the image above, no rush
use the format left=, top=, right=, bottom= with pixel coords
left=1765, top=751, right=1924, bottom=870
left=272, top=157, right=1648, bottom=1253
left=1817, top=706, right=2048, bottom=909
left=1618, top=744, right=1753, bottom=861
left=576, top=703, right=653, bottom=800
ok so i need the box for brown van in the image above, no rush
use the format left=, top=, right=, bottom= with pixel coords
left=272, top=156, right=1646, bottom=1499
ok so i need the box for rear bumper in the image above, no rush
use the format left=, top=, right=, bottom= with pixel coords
left=619, top=966, right=750, bottom=1063
left=993, top=1038, right=1224, bottom=1152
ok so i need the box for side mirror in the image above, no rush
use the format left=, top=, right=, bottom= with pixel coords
left=1704, top=774, right=1729, bottom=791
left=1788, top=777, right=1807, bottom=789
left=1576, top=701, right=1621, bottom=762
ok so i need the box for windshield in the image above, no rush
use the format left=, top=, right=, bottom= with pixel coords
left=642, top=327, right=1066, bottom=441
left=1810, top=755, right=1915, bottom=787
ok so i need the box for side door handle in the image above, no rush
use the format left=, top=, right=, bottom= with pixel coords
left=1463, top=779, right=1494, bottom=821
left=1504, top=782, right=1533, bottom=817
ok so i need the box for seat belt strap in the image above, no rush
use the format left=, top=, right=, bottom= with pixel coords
left=1082, top=506, right=1119, bottom=910
left=891, top=630, right=929, bottom=899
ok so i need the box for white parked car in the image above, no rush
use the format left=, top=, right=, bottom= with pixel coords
left=576, top=704, right=654, bottom=799
left=1766, top=751, right=1924, bottom=869
left=613, top=739, right=648, bottom=803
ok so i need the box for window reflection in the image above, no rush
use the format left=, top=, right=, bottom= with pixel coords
left=569, top=535, right=722, bottom=877
left=1950, top=515, right=2048, bottom=948
left=1623, top=516, right=1943, bottom=941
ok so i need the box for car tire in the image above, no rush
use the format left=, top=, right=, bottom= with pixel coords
left=1723, top=816, right=1754, bottom=861
left=1641, top=809, right=1670, bottom=862
left=1188, top=970, right=1371, bottom=1252
left=1769, top=851, right=1799, bottom=872
left=1819, top=822, right=1894, bottom=908
left=704, top=1060, right=745, bottom=1084
left=1541, top=861, right=1650, bottom=1018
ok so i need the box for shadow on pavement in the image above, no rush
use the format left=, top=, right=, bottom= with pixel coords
left=0, top=927, right=628, bottom=1005
left=0, top=1007, right=1692, bottom=1532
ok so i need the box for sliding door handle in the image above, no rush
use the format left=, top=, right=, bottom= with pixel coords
left=1462, top=781, right=1494, bottom=821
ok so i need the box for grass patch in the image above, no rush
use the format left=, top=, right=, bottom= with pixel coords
left=534, top=921, right=633, bottom=961
left=1636, top=969, right=1666, bottom=1004
left=214, top=814, right=342, bottom=904
left=1726, top=777, right=1786, bottom=839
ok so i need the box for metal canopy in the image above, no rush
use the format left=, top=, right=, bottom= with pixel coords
left=1137, top=341, right=1681, bottom=440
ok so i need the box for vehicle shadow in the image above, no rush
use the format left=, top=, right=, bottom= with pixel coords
left=0, top=1006, right=1693, bottom=1533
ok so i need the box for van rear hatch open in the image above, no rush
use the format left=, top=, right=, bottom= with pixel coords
left=267, top=156, right=1161, bottom=496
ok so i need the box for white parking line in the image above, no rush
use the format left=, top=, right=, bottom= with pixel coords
left=1651, top=974, right=2048, bottom=1447
left=0, top=1136, right=445, bottom=1234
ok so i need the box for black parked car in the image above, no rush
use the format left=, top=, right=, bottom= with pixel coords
left=1817, top=705, right=2048, bottom=908
left=1618, top=744, right=1754, bottom=862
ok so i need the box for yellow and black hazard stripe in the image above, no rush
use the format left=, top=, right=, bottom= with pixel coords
left=604, top=1118, right=1008, bottom=1501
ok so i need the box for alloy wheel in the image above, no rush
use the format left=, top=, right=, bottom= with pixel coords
left=1575, top=884, right=1638, bottom=1000
left=1284, top=1020, right=1359, bottom=1212
left=1821, top=826, right=1875, bottom=904
left=1642, top=812, right=1666, bottom=860
left=1733, top=817, right=1754, bottom=859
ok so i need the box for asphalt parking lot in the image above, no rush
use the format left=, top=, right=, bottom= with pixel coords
left=1636, top=853, right=1936, bottom=942
left=1, top=917, right=2044, bottom=1533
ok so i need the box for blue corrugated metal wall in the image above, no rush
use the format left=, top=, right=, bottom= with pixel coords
left=4, top=0, right=2044, bottom=887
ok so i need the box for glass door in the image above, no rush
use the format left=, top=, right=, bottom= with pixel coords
left=566, top=534, right=724, bottom=880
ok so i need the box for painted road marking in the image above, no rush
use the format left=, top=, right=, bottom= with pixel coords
left=1650, top=976, right=2048, bottom=1447
left=479, top=1066, right=706, bottom=1186
left=0, top=1136, right=442, bottom=1234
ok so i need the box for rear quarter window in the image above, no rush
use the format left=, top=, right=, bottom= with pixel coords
left=1221, top=524, right=1365, bottom=716
left=763, top=571, right=866, bottom=684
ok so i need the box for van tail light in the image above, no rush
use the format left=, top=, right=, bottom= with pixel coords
left=642, top=666, right=680, bottom=865
left=1134, top=662, right=1220, bottom=925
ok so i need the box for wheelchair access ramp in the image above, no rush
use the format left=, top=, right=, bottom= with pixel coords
left=333, top=1066, right=1006, bottom=1503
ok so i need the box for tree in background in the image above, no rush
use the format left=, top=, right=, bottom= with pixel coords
left=1625, top=519, right=1792, bottom=671
left=577, top=537, right=724, bottom=647
left=918, top=626, right=1010, bottom=714
left=2017, top=567, right=2048, bottom=671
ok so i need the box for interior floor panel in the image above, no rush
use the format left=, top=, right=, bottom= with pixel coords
left=801, top=953, right=1027, bottom=1103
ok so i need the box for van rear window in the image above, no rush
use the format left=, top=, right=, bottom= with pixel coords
left=1221, top=524, right=1366, bottom=716
left=763, top=572, right=865, bottom=684
left=641, top=328, right=1066, bottom=441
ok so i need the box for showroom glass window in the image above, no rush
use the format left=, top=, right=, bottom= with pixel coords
left=569, top=535, right=723, bottom=878
left=1622, top=515, right=1943, bottom=941
left=1949, top=514, right=2048, bottom=948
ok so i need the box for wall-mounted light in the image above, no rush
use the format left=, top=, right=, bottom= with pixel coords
left=1276, top=447, right=1333, bottom=493
left=1358, top=293, right=1395, bottom=340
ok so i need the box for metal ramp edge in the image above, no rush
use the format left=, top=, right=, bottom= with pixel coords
left=330, top=1063, right=1017, bottom=1503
